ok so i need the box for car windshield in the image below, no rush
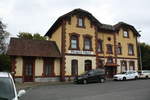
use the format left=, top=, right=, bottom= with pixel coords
left=0, top=77, right=15, bottom=100
left=120, top=72, right=126, bottom=74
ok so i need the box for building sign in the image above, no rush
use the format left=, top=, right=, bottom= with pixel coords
left=68, top=50, right=94, bottom=55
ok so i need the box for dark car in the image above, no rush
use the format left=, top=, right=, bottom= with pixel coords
left=74, top=68, right=106, bottom=84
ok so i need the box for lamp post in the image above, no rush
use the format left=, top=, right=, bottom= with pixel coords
left=138, top=31, right=143, bottom=71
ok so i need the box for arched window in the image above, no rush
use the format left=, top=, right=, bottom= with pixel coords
left=85, top=60, right=92, bottom=71
left=71, top=60, right=78, bottom=76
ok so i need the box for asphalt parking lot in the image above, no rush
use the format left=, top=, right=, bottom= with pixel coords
left=20, top=79, right=150, bottom=100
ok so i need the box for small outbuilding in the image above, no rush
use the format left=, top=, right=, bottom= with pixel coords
left=7, top=38, right=61, bottom=82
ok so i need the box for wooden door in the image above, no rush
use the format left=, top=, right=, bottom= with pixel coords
left=23, top=58, right=35, bottom=82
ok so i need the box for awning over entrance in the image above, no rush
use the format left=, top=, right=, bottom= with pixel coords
left=105, top=63, right=119, bottom=67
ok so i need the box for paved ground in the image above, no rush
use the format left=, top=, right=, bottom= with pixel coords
left=20, top=79, right=150, bottom=100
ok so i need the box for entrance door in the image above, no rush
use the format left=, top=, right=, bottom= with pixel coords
left=23, top=58, right=34, bottom=82
left=105, top=67, right=116, bottom=78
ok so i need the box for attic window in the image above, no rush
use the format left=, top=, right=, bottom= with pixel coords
left=77, top=17, right=85, bottom=28
left=123, top=30, right=129, bottom=38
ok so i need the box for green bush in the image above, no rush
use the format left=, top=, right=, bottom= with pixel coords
left=0, top=54, right=11, bottom=72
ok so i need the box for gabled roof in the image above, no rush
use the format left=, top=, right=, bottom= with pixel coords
left=45, top=8, right=140, bottom=37
left=99, top=24, right=115, bottom=32
left=45, top=8, right=105, bottom=37
left=7, top=38, right=61, bottom=58
left=114, top=22, right=141, bottom=36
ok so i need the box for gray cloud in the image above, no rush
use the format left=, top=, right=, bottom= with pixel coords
left=0, top=0, right=150, bottom=44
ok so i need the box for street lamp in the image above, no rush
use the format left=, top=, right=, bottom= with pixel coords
left=138, top=31, right=142, bottom=71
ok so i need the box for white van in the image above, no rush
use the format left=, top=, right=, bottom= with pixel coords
left=0, top=72, right=26, bottom=100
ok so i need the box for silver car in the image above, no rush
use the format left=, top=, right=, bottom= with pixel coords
left=0, top=72, right=26, bottom=100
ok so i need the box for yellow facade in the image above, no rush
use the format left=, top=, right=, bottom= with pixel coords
left=65, top=55, right=96, bottom=75
left=97, top=32, right=115, bottom=57
left=54, top=59, right=60, bottom=76
left=116, top=28, right=138, bottom=58
left=15, top=57, right=23, bottom=76
left=50, top=26, right=62, bottom=52
left=65, top=16, right=96, bottom=53
left=35, top=58, right=43, bottom=76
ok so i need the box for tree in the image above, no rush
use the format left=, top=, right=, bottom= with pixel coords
left=17, top=32, right=46, bottom=40
left=33, top=33, right=46, bottom=40
left=0, top=20, right=9, bottom=54
left=0, top=20, right=10, bottom=71
left=140, top=43, right=150, bottom=70
left=0, top=54, right=10, bottom=71
left=17, top=32, right=33, bottom=39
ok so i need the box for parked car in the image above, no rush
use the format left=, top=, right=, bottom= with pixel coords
left=138, top=70, right=150, bottom=79
left=74, top=68, right=106, bottom=84
left=0, top=72, right=26, bottom=100
left=113, top=70, right=139, bottom=81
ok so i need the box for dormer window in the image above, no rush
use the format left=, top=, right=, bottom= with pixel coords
left=77, top=17, right=85, bottom=28
left=123, top=30, right=129, bottom=38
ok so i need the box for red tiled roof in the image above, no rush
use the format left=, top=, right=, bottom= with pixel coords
left=7, top=38, right=61, bottom=58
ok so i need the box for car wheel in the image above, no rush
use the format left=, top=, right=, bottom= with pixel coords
left=123, top=77, right=126, bottom=81
left=100, top=78, right=105, bottom=83
left=83, top=80, right=87, bottom=84
left=145, top=76, right=149, bottom=79
left=135, top=76, right=138, bottom=80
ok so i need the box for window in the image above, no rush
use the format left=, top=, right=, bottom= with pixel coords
left=128, top=44, right=134, bottom=55
left=71, top=60, right=78, bottom=76
left=44, top=63, right=51, bottom=76
left=97, top=40, right=103, bottom=53
left=107, top=44, right=113, bottom=54
left=107, top=58, right=113, bottom=63
left=107, top=37, right=111, bottom=41
left=98, top=60, right=104, bottom=68
left=69, top=33, right=79, bottom=50
left=117, top=43, right=122, bottom=55
left=77, top=17, right=84, bottom=27
left=83, top=35, right=92, bottom=50
left=85, top=60, right=92, bottom=71
left=43, top=59, right=53, bottom=77
left=71, top=36, right=78, bottom=49
left=123, top=30, right=129, bottom=38
left=121, top=60, right=127, bottom=72
left=129, top=61, right=135, bottom=70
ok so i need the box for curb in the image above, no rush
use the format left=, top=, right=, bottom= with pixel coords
left=16, top=81, right=73, bottom=91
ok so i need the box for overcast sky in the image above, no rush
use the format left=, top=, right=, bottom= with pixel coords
left=0, top=0, right=150, bottom=44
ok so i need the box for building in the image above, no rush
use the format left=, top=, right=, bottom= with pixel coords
left=7, top=9, right=140, bottom=82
